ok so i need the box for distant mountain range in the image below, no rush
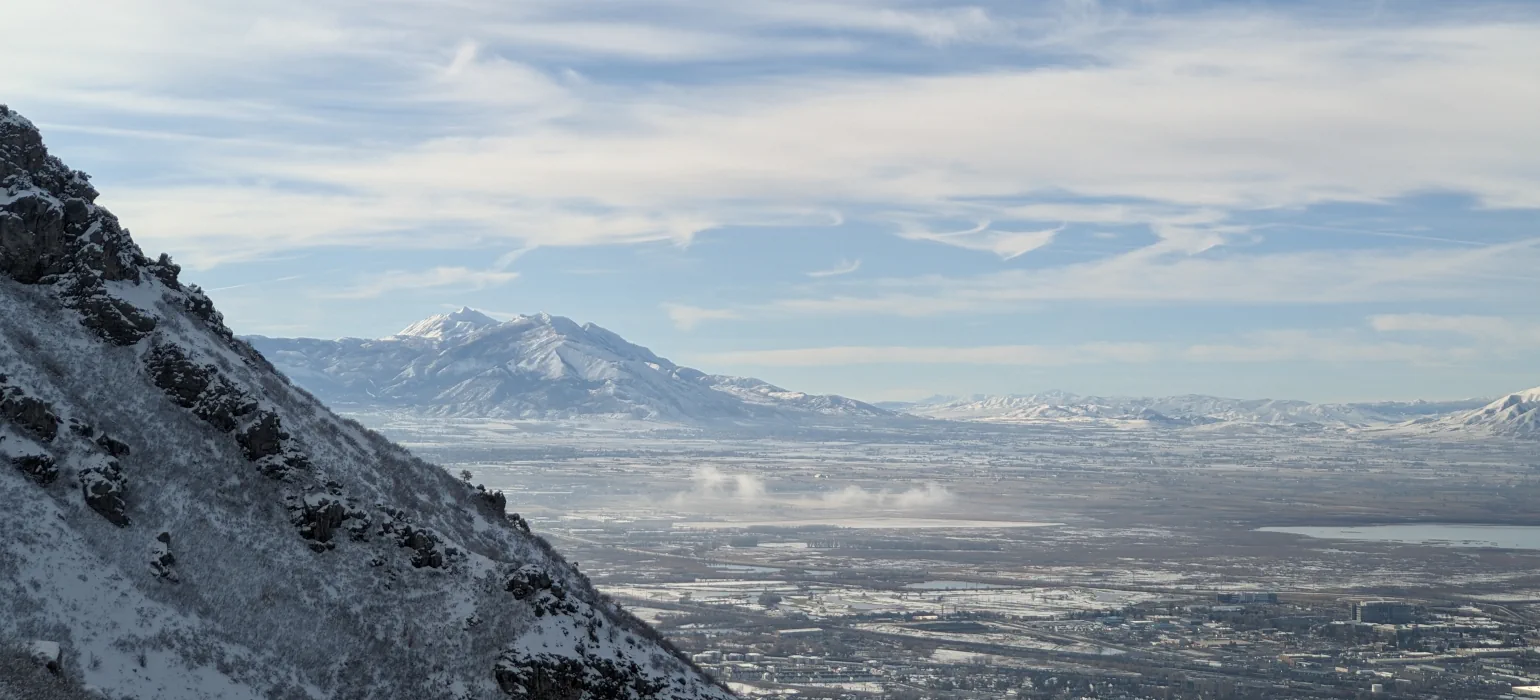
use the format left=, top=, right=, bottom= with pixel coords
left=1411, top=386, right=1540, bottom=439
left=881, top=390, right=1539, bottom=436
left=248, top=308, right=1536, bottom=439
left=246, top=308, right=889, bottom=424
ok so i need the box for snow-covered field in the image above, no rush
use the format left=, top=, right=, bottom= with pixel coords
left=360, top=413, right=1540, bottom=616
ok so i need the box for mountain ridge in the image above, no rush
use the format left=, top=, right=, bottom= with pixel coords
left=246, top=310, right=889, bottom=425
left=886, top=391, right=1501, bottom=431
left=1412, top=385, right=1540, bottom=439
left=0, top=104, right=731, bottom=699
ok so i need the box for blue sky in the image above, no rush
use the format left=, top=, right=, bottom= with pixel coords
left=6, top=0, right=1538, bottom=402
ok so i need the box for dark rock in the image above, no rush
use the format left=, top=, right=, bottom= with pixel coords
left=502, top=563, right=577, bottom=618
left=344, top=510, right=371, bottom=542
left=95, top=433, right=130, bottom=457
left=12, top=454, right=58, bottom=485
left=477, top=485, right=507, bottom=514
left=66, top=283, right=157, bottom=346
left=180, top=284, right=234, bottom=341
left=401, top=527, right=444, bottom=569
left=25, top=641, right=62, bottom=676
left=67, top=418, right=94, bottom=438
left=236, top=411, right=285, bottom=461
left=505, top=565, right=554, bottom=600
left=146, top=340, right=264, bottom=433
left=1, top=390, right=60, bottom=441
left=147, top=252, right=181, bottom=289
left=145, top=342, right=212, bottom=407
left=146, top=340, right=301, bottom=479
left=379, top=513, right=447, bottom=569
left=2, top=106, right=150, bottom=294
left=193, top=379, right=257, bottom=432
left=0, top=194, right=66, bottom=283
left=79, top=459, right=129, bottom=527
left=493, top=651, right=667, bottom=699
left=149, top=531, right=178, bottom=582
left=292, top=495, right=347, bottom=546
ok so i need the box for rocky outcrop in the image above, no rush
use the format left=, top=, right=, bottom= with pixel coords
left=148, top=532, right=177, bottom=583
left=376, top=507, right=456, bottom=569
left=1, top=381, right=61, bottom=442
left=144, top=339, right=308, bottom=480
left=504, top=564, right=579, bottom=618
left=67, top=418, right=93, bottom=438
left=1, top=106, right=163, bottom=347
left=145, top=341, right=257, bottom=431
left=476, top=484, right=508, bottom=514
left=283, top=492, right=370, bottom=552
left=494, top=651, right=669, bottom=700
left=12, top=453, right=58, bottom=485
left=236, top=410, right=284, bottom=460
left=27, top=640, right=62, bottom=676
left=504, top=565, right=555, bottom=601
left=94, top=433, right=130, bottom=457
left=78, top=456, right=129, bottom=527
left=65, top=280, right=159, bottom=346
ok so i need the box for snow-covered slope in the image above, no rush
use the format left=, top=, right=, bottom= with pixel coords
left=246, top=312, right=888, bottom=424
left=0, top=105, right=732, bottom=699
left=1412, top=386, right=1540, bottom=439
left=888, top=392, right=1492, bottom=429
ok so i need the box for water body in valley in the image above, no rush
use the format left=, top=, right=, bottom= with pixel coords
left=1259, top=524, right=1540, bottom=551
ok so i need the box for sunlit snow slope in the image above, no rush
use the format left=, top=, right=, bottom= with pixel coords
left=1412, top=386, right=1540, bottom=439
left=247, top=310, right=888, bottom=424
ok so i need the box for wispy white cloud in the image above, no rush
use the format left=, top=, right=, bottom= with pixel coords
left=664, top=303, right=741, bottom=331
left=1181, top=330, right=1479, bottom=366
left=330, top=266, right=519, bottom=299
left=728, top=3, right=1008, bottom=45
left=806, top=258, right=862, bottom=278
left=699, top=342, right=1163, bottom=367
left=1370, top=314, right=1540, bottom=344
left=15, top=4, right=1536, bottom=269
left=484, top=21, right=858, bottom=61
left=695, top=331, right=1483, bottom=368
left=205, top=275, right=303, bottom=293
left=670, top=238, right=1540, bottom=327
left=897, top=221, right=1063, bottom=259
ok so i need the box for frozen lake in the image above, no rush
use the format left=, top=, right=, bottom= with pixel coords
left=1260, top=524, right=1540, bottom=551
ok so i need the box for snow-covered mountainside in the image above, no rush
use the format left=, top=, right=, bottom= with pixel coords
left=0, top=105, right=732, bottom=699
left=246, top=311, right=887, bottom=424
left=887, top=392, right=1492, bottom=429
left=1412, top=386, right=1540, bottom=439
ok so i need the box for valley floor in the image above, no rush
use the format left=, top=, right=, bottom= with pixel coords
left=358, top=413, right=1540, bottom=698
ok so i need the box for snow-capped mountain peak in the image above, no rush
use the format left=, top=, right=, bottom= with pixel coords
left=392, top=305, right=500, bottom=340
left=1438, top=385, right=1540, bottom=438
left=249, top=309, right=887, bottom=424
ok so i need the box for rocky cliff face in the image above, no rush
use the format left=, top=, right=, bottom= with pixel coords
left=0, top=105, right=733, bottom=700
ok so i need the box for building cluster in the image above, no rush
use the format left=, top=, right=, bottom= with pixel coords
left=657, top=592, right=1540, bottom=699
